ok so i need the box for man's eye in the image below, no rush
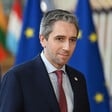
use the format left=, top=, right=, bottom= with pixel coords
left=56, top=37, right=64, bottom=41
left=70, top=38, right=77, bottom=42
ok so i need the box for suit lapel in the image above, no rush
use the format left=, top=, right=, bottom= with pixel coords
left=34, top=55, right=60, bottom=112
left=66, top=66, right=80, bottom=112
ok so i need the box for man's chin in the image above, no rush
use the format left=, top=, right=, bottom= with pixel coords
left=58, top=60, right=68, bottom=66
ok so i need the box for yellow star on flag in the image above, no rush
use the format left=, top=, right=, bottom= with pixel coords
left=94, top=93, right=104, bottom=103
left=78, top=30, right=82, bottom=39
left=25, top=28, right=34, bottom=38
left=89, top=33, right=97, bottom=43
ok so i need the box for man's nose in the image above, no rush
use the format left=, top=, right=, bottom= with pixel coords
left=63, top=41, right=70, bottom=51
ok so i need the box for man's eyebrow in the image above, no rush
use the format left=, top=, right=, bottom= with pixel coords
left=54, top=35, right=77, bottom=39
left=71, top=36, right=77, bottom=39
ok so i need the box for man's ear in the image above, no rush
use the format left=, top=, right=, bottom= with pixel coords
left=39, top=35, right=46, bottom=48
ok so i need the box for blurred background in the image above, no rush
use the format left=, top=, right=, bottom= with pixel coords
left=0, top=0, right=112, bottom=111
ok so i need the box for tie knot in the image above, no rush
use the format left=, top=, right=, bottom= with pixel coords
left=55, top=70, right=63, bottom=76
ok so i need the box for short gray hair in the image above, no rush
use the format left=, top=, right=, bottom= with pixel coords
left=39, top=9, right=79, bottom=40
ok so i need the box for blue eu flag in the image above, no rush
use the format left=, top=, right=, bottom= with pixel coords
left=69, top=0, right=110, bottom=112
left=15, top=0, right=43, bottom=65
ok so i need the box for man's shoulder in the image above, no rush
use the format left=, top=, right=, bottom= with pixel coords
left=3, top=55, right=42, bottom=78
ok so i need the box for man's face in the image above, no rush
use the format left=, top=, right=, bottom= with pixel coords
left=40, top=21, right=78, bottom=69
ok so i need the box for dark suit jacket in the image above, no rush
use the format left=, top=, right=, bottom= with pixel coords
left=0, top=55, right=90, bottom=112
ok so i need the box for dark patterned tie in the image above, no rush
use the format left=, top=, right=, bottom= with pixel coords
left=55, top=70, right=67, bottom=112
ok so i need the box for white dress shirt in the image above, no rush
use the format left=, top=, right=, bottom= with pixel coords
left=41, top=52, right=74, bottom=112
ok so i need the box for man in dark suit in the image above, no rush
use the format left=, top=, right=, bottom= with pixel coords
left=0, top=9, right=90, bottom=112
